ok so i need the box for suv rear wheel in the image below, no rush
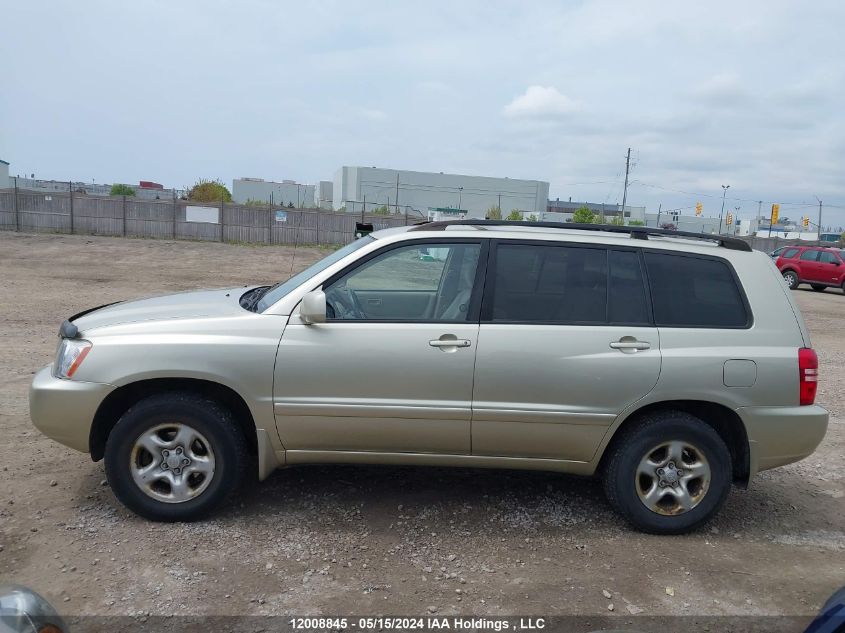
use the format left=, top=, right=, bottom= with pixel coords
left=782, top=270, right=799, bottom=290
left=104, top=392, right=249, bottom=521
left=603, top=411, right=732, bottom=534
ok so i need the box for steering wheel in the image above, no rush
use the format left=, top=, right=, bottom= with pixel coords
left=325, top=285, right=364, bottom=319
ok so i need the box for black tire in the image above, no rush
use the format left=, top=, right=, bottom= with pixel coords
left=602, top=411, right=732, bottom=535
left=811, top=285, right=826, bottom=292
left=104, top=392, right=249, bottom=521
left=782, top=270, right=799, bottom=290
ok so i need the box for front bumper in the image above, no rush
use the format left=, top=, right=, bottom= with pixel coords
left=29, top=365, right=115, bottom=453
left=738, top=404, right=829, bottom=476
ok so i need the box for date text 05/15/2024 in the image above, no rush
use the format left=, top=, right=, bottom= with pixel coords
left=288, top=617, right=547, bottom=631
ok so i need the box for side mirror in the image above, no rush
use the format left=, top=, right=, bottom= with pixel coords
left=300, top=290, right=326, bottom=324
left=0, top=584, right=68, bottom=633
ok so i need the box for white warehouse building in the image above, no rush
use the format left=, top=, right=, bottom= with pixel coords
left=333, top=166, right=549, bottom=219
left=232, top=177, right=316, bottom=207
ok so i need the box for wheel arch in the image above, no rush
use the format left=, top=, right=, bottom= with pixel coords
left=598, top=400, right=751, bottom=486
left=89, top=377, right=258, bottom=463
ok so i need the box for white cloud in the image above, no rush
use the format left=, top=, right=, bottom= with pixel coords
left=690, top=73, right=749, bottom=104
left=359, top=108, right=387, bottom=121
left=503, top=86, right=580, bottom=118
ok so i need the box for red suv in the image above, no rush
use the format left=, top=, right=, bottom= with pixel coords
left=776, top=245, right=845, bottom=293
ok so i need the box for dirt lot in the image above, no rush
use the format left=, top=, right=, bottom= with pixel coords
left=1, top=232, right=843, bottom=624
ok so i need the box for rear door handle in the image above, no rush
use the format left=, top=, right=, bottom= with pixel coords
left=610, top=339, right=651, bottom=352
left=429, top=338, right=471, bottom=348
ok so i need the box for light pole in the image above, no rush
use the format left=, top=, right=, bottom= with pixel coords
left=718, top=184, right=730, bottom=234
left=733, top=206, right=740, bottom=235
left=457, top=187, right=463, bottom=212
left=814, top=196, right=823, bottom=242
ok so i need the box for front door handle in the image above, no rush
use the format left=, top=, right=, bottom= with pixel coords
left=610, top=338, right=651, bottom=352
left=429, top=337, right=471, bottom=348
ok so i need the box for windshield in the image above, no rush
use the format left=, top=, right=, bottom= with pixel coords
left=256, top=236, right=374, bottom=312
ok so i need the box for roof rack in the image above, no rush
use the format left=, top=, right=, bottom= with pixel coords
left=408, top=220, right=752, bottom=252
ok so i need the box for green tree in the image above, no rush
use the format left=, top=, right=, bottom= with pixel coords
left=486, top=205, right=502, bottom=220
left=572, top=206, right=597, bottom=224
left=110, top=183, right=135, bottom=196
left=506, top=209, right=523, bottom=221
left=628, top=219, right=645, bottom=226
left=187, top=179, right=232, bottom=203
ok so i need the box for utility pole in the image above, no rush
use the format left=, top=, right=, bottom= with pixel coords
left=458, top=187, right=463, bottom=212
left=656, top=203, right=662, bottom=228
left=395, top=172, right=400, bottom=214
left=815, top=196, right=823, bottom=242
left=734, top=206, right=740, bottom=235
left=718, top=184, right=730, bottom=234
left=620, top=147, right=631, bottom=220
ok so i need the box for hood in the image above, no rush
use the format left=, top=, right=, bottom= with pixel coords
left=71, top=287, right=256, bottom=332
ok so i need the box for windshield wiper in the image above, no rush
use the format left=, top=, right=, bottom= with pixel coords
left=240, top=286, right=270, bottom=312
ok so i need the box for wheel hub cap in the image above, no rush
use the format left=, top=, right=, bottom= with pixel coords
left=161, top=447, right=191, bottom=474
left=636, top=441, right=711, bottom=516
left=129, top=423, right=216, bottom=504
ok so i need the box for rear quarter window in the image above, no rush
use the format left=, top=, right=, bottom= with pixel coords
left=644, top=252, right=750, bottom=328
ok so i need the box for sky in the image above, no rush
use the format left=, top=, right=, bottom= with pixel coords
left=2, top=0, right=845, bottom=229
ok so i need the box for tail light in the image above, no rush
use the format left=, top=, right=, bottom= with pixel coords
left=799, top=347, right=818, bottom=406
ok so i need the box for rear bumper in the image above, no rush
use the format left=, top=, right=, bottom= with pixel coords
left=737, top=404, right=829, bottom=476
left=29, top=365, right=115, bottom=453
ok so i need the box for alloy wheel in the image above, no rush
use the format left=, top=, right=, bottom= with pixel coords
left=635, top=440, right=711, bottom=515
left=129, top=423, right=216, bottom=503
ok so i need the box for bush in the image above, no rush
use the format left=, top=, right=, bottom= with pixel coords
left=525, top=214, right=538, bottom=222
left=506, top=209, right=522, bottom=221
left=628, top=219, right=645, bottom=226
left=245, top=198, right=269, bottom=207
left=608, top=215, right=625, bottom=226
left=110, top=183, right=135, bottom=196
left=370, top=205, right=390, bottom=215
left=486, top=205, right=502, bottom=220
left=187, top=179, right=232, bottom=203
left=572, top=206, right=598, bottom=224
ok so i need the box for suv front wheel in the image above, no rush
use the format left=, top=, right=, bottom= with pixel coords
left=603, top=411, right=732, bottom=534
left=104, top=392, right=249, bottom=521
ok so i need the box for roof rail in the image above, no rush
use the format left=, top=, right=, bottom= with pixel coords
left=408, top=220, right=752, bottom=252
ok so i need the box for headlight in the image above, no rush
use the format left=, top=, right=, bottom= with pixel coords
left=54, top=339, right=92, bottom=379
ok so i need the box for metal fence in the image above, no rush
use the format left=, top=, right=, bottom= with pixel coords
left=0, top=187, right=409, bottom=246
left=739, top=235, right=842, bottom=252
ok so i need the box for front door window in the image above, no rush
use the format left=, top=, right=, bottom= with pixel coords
left=323, top=242, right=482, bottom=321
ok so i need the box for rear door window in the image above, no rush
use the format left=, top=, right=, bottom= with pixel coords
left=644, top=252, right=749, bottom=328
left=488, top=243, right=608, bottom=323
left=782, top=248, right=800, bottom=259
left=609, top=250, right=650, bottom=325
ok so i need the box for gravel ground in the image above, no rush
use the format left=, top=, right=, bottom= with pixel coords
left=0, top=232, right=843, bottom=622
